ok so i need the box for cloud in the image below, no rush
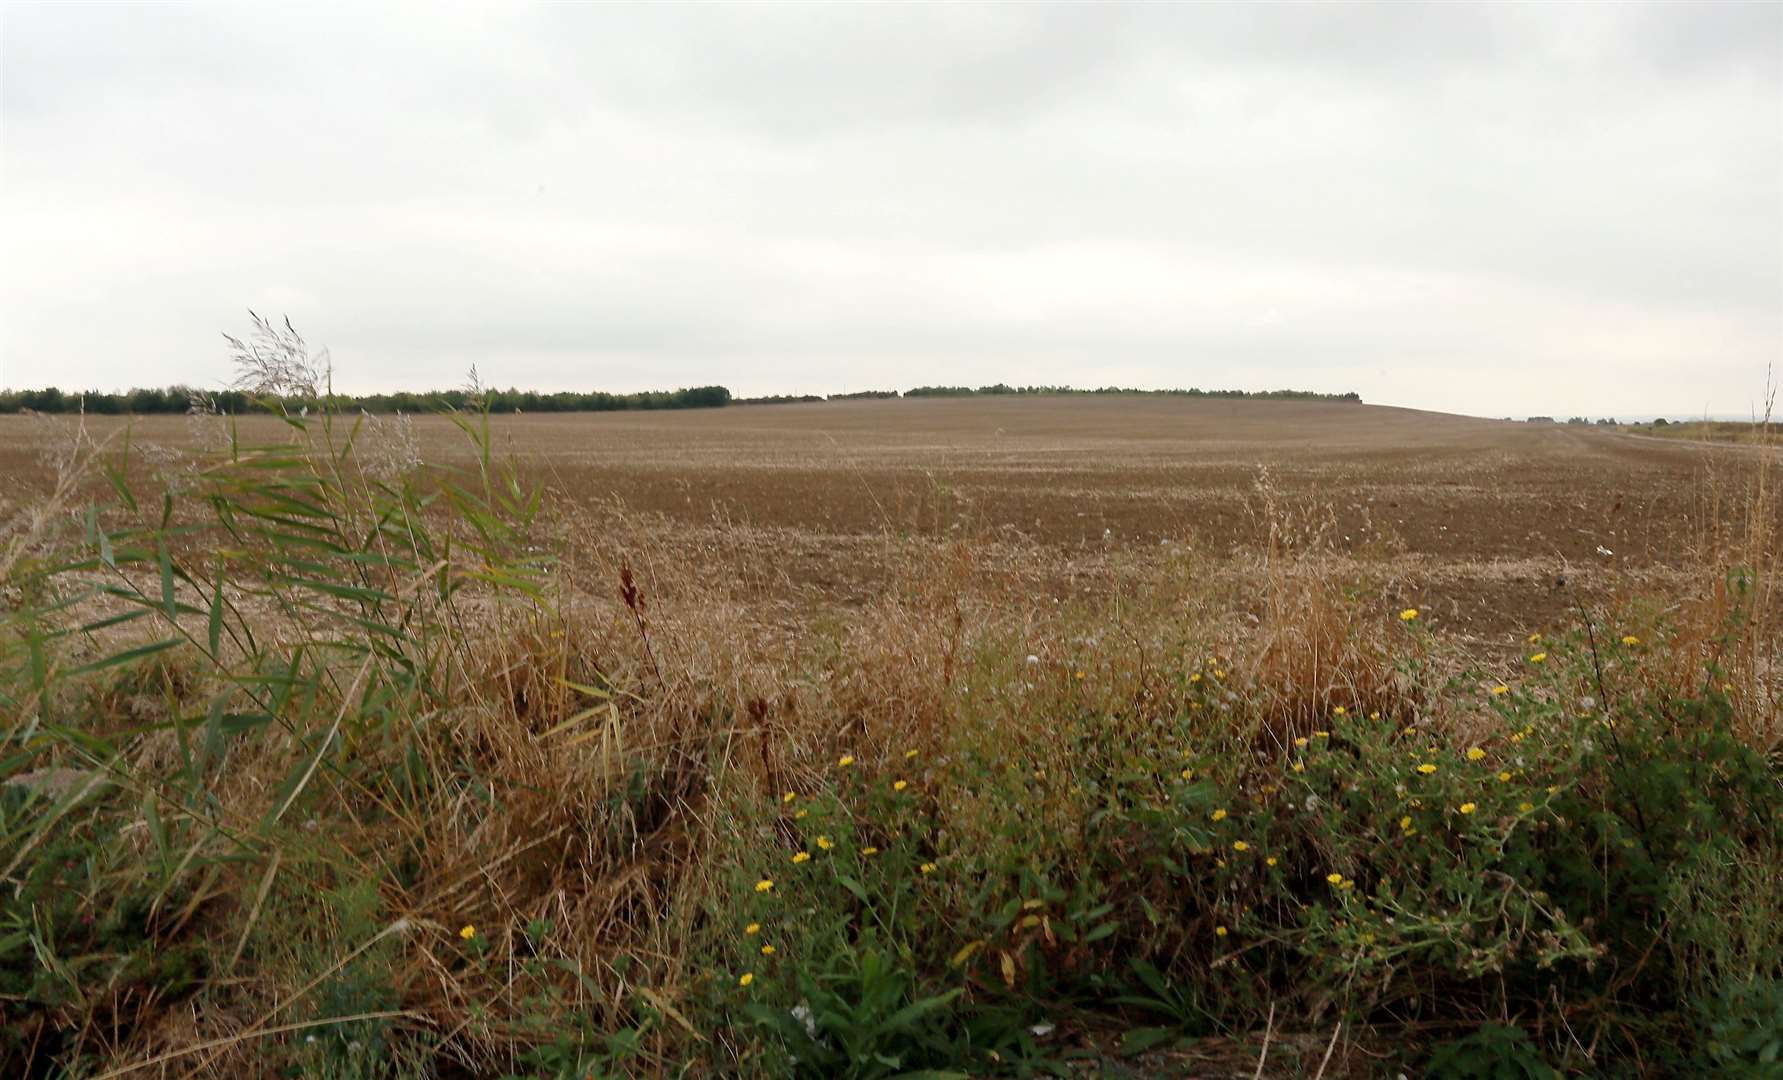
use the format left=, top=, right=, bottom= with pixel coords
left=2, top=2, right=1778, bottom=417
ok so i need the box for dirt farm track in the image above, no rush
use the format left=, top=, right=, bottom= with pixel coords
left=0, top=396, right=1766, bottom=643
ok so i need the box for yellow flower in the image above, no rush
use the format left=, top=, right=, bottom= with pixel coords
left=1214, top=925, right=1228, bottom=937
left=893, top=780, right=908, bottom=792
left=904, top=749, right=919, bottom=759
left=1497, top=771, right=1512, bottom=783
left=738, top=972, right=754, bottom=987
left=755, top=879, right=774, bottom=893
left=1400, top=815, right=1413, bottom=830
left=1312, top=730, right=1329, bottom=739
left=1621, top=635, right=1639, bottom=646
left=1291, top=762, right=1305, bottom=774
left=1529, top=652, right=1547, bottom=664
left=458, top=924, right=476, bottom=941
left=1459, top=802, right=1477, bottom=815
left=782, top=791, right=796, bottom=803
left=1295, top=737, right=1309, bottom=748
left=1213, top=669, right=1226, bottom=679
left=1266, top=857, right=1278, bottom=867
left=1491, top=685, right=1509, bottom=696
left=1075, top=670, right=1086, bottom=680
left=1233, top=840, right=1249, bottom=852
left=815, top=836, right=833, bottom=851
left=1417, top=763, right=1438, bottom=775
left=1327, top=872, right=1345, bottom=885
left=1528, top=633, right=1542, bottom=644
left=760, top=944, right=776, bottom=956
left=1189, top=672, right=1201, bottom=683
left=1369, top=711, right=1381, bottom=720
left=862, top=846, right=879, bottom=856
left=745, top=922, right=760, bottom=935
left=1519, top=801, right=1535, bottom=812
left=920, top=862, right=938, bottom=875
left=1211, top=809, right=1228, bottom=822
left=1338, top=878, right=1354, bottom=891
left=1466, top=748, right=1486, bottom=761
left=1180, top=767, right=1193, bottom=780
left=794, top=809, right=808, bottom=820
left=1400, top=608, right=1419, bottom=621
left=837, top=754, right=855, bottom=768
left=791, top=851, right=811, bottom=864
left=1333, top=706, right=1347, bottom=716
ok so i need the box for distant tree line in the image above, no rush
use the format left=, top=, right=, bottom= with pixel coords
left=903, top=384, right=1362, bottom=402
left=0, top=384, right=733, bottom=415
left=2, top=381, right=1365, bottom=416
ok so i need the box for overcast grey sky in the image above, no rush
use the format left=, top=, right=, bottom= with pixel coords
left=2, top=2, right=1779, bottom=417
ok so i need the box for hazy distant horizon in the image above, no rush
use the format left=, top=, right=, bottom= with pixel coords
left=3, top=3, right=1778, bottom=418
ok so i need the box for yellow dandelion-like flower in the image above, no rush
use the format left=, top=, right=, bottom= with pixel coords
left=1215, top=925, right=1228, bottom=937
left=1497, top=771, right=1512, bottom=783
left=1621, top=635, right=1639, bottom=646
left=904, top=749, right=919, bottom=759
left=920, top=862, right=938, bottom=875
left=794, top=809, right=808, bottom=820
left=1519, top=801, right=1535, bottom=813
left=1266, top=856, right=1278, bottom=867
left=1075, top=670, right=1086, bottom=680
left=755, top=879, right=774, bottom=893
left=815, top=836, right=833, bottom=850
left=791, top=851, right=811, bottom=864
left=760, top=944, right=776, bottom=956
left=782, top=791, right=796, bottom=804
left=1333, top=706, right=1347, bottom=716
left=745, top=922, right=760, bottom=935
left=1400, top=608, right=1419, bottom=621
left=1466, top=748, right=1486, bottom=761
left=1459, top=802, right=1477, bottom=815
left=458, top=924, right=476, bottom=941
left=1369, top=711, right=1381, bottom=720
left=862, top=846, right=879, bottom=856
left=1233, top=840, right=1249, bottom=852
left=1529, top=652, right=1547, bottom=664
left=739, top=972, right=754, bottom=987
left=1313, top=730, right=1329, bottom=739
left=1213, top=669, right=1226, bottom=679
left=1295, top=737, right=1309, bottom=748
left=1327, top=872, right=1345, bottom=885
left=1400, top=815, right=1413, bottom=830
left=837, top=754, right=855, bottom=768
left=1417, top=763, right=1438, bottom=775
left=1211, top=808, right=1228, bottom=822
left=1180, top=767, right=1193, bottom=780
left=1338, top=878, right=1354, bottom=890
left=1291, top=762, right=1306, bottom=774
left=893, top=780, right=908, bottom=792
left=1528, top=633, right=1542, bottom=644
left=1491, top=685, right=1509, bottom=696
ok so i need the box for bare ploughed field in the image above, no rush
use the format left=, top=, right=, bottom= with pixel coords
left=0, top=397, right=1750, bottom=642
